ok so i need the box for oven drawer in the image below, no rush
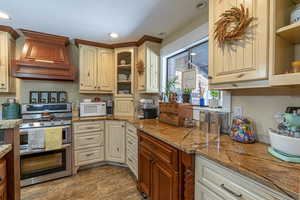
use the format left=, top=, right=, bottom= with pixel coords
left=75, top=147, right=104, bottom=167
left=73, top=121, right=104, bottom=134
left=74, top=133, right=104, bottom=150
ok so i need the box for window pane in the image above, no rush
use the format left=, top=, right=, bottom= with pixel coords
left=167, top=51, right=189, bottom=92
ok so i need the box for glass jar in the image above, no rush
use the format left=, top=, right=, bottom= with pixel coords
left=291, top=3, right=300, bottom=24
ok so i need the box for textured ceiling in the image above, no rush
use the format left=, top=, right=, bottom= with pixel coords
left=0, top=0, right=206, bottom=43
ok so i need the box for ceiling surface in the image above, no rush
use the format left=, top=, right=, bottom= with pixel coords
left=0, top=0, right=205, bottom=43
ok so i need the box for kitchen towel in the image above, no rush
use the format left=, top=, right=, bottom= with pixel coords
left=45, top=127, right=62, bottom=151
left=28, top=128, right=45, bottom=149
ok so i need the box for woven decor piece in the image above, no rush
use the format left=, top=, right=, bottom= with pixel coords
left=214, top=4, right=254, bottom=45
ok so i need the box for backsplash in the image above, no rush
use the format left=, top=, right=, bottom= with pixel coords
left=232, top=95, right=300, bottom=144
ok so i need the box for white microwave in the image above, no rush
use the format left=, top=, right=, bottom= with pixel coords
left=80, top=102, right=107, bottom=117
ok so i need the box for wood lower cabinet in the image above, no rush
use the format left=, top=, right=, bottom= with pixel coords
left=0, top=159, right=7, bottom=200
left=152, top=160, right=179, bottom=200
left=138, top=131, right=194, bottom=200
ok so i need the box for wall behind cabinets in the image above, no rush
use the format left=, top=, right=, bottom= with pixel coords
left=232, top=94, right=300, bottom=144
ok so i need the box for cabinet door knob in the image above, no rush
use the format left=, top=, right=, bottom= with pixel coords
left=1, top=83, right=4, bottom=86
left=80, top=83, right=83, bottom=86
left=208, top=76, right=213, bottom=80
left=237, top=73, right=245, bottom=78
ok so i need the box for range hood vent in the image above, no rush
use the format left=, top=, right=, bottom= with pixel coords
left=12, top=29, right=75, bottom=81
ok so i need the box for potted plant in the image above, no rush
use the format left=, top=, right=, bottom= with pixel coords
left=165, top=77, right=177, bottom=102
left=182, top=88, right=192, bottom=103
left=209, top=90, right=220, bottom=108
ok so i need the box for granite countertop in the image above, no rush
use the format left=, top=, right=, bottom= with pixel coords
left=72, top=117, right=300, bottom=199
left=0, top=119, right=22, bottom=130
left=0, top=144, right=12, bottom=159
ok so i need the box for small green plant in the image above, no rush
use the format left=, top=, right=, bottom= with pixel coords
left=210, top=90, right=220, bottom=99
left=165, top=77, right=177, bottom=99
left=183, top=88, right=192, bottom=95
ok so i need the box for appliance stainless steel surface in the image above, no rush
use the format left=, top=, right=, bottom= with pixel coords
left=20, top=103, right=73, bottom=187
left=137, top=99, right=157, bottom=119
left=80, top=102, right=107, bottom=117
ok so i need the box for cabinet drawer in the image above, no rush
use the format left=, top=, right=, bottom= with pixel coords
left=126, top=123, right=137, bottom=138
left=139, top=132, right=178, bottom=171
left=73, top=121, right=104, bottom=134
left=74, top=132, right=104, bottom=150
left=0, top=160, right=6, bottom=185
left=195, top=156, right=293, bottom=200
left=75, top=147, right=104, bottom=166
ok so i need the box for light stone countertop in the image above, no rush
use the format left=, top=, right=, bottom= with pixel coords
left=0, top=119, right=22, bottom=130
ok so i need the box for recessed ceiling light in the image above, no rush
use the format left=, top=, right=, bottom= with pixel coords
left=109, top=33, right=119, bottom=38
left=0, top=11, right=11, bottom=20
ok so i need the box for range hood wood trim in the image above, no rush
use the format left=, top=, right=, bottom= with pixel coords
left=13, top=29, right=75, bottom=81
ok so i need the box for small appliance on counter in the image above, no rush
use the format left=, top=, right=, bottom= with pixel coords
left=137, top=99, right=157, bottom=119
left=2, top=98, right=21, bottom=120
left=80, top=102, right=107, bottom=117
left=106, top=100, right=113, bottom=116
left=268, top=107, right=300, bottom=163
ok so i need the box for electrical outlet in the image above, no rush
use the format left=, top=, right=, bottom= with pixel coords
left=233, top=106, right=243, bottom=117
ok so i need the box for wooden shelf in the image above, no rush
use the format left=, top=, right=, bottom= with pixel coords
left=118, top=64, right=131, bottom=68
left=118, top=80, right=131, bottom=84
left=277, top=21, right=300, bottom=44
left=270, top=72, right=300, bottom=86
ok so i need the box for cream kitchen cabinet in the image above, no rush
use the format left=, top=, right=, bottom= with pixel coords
left=73, top=121, right=105, bottom=173
left=105, top=121, right=126, bottom=163
left=195, top=156, right=293, bottom=200
left=126, top=122, right=138, bottom=178
left=208, top=0, right=269, bottom=85
left=79, top=44, right=114, bottom=93
left=0, top=31, right=16, bottom=93
left=137, top=42, right=160, bottom=93
left=114, top=97, right=134, bottom=117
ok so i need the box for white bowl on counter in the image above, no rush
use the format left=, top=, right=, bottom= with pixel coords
left=269, top=129, right=300, bottom=156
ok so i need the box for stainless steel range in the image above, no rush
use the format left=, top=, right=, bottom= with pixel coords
left=19, top=103, right=73, bottom=187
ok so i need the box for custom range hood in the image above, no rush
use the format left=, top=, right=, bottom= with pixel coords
left=12, top=29, right=75, bottom=81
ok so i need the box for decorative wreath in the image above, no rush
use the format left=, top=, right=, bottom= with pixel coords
left=214, top=4, right=254, bottom=45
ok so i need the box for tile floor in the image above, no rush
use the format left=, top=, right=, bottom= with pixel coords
left=21, top=165, right=142, bottom=200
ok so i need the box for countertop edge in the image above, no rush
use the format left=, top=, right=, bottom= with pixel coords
left=0, top=144, right=12, bottom=159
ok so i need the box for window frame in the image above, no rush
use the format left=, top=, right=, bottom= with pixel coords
left=166, top=40, right=209, bottom=89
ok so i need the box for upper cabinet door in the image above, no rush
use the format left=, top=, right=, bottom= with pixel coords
left=209, top=0, right=269, bottom=84
left=79, top=45, right=97, bottom=91
left=98, top=49, right=114, bottom=91
left=146, top=48, right=159, bottom=93
left=0, top=32, right=8, bottom=91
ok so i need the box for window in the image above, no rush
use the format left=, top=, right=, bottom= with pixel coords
left=166, top=41, right=210, bottom=106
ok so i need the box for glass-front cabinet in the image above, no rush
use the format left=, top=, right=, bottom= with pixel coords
left=115, top=48, right=135, bottom=97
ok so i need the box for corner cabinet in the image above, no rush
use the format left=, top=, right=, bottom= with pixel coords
left=114, top=98, right=134, bottom=117
left=79, top=44, right=114, bottom=93
left=137, top=42, right=160, bottom=93
left=0, top=31, right=16, bottom=93
left=105, top=121, right=126, bottom=163
left=208, top=0, right=269, bottom=85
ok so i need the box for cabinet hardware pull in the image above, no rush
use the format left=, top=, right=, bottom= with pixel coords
left=0, top=83, right=4, bottom=86
left=208, top=76, right=213, bottom=80
left=128, top=141, right=132, bottom=145
left=220, top=184, right=242, bottom=198
left=232, top=83, right=238, bottom=87
left=117, top=148, right=119, bottom=152
left=237, top=73, right=245, bottom=78
left=86, top=137, right=94, bottom=140
left=86, top=153, right=94, bottom=157
left=128, top=158, right=132, bottom=162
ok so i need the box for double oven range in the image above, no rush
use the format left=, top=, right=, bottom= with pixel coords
left=19, top=103, right=73, bottom=187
